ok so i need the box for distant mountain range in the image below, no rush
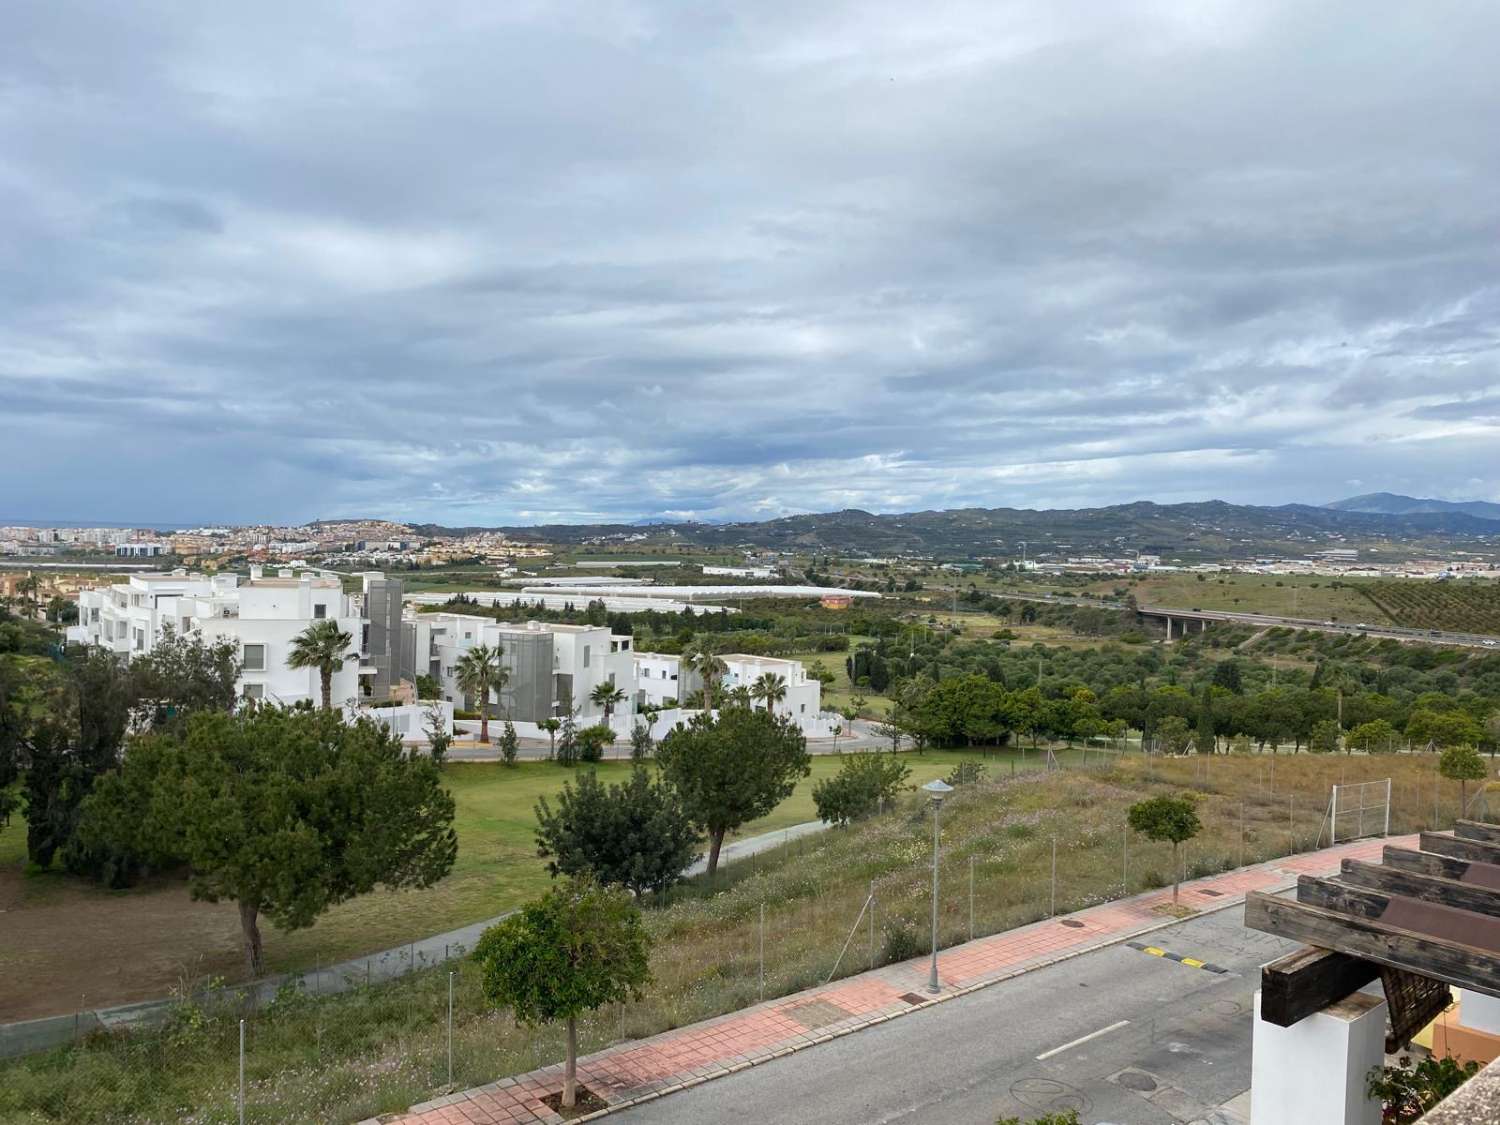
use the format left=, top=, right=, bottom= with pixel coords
left=1324, top=492, right=1500, bottom=521
left=413, top=498, right=1500, bottom=561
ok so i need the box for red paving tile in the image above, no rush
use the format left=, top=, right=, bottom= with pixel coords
left=383, top=834, right=1418, bottom=1125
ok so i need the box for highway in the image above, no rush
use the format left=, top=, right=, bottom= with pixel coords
left=943, top=586, right=1500, bottom=650
left=613, top=907, right=1294, bottom=1124
left=1135, top=603, right=1500, bottom=650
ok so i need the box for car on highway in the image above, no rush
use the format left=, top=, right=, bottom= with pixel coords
left=1485, top=640, right=1498, bottom=648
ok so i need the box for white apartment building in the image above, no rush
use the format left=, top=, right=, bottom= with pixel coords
left=632, top=651, right=823, bottom=730
left=408, top=611, right=636, bottom=727
left=701, top=565, right=776, bottom=579
left=73, top=567, right=365, bottom=706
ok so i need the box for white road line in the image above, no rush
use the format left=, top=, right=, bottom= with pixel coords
left=1035, top=1019, right=1130, bottom=1061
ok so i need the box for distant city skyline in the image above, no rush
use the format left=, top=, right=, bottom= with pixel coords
left=5, top=489, right=1500, bottom=532
left=5, top=2, right=1499, bottom=525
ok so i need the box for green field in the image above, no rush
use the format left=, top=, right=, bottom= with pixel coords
left=3, top=749, right=1077, bottom=1019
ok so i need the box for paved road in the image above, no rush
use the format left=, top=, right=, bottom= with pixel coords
left=613, top=906, right=1299, bottom=1125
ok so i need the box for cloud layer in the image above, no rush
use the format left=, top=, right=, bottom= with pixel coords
left=4, top=1, right=1500, bottom=525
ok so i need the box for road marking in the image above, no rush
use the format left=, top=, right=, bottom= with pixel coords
left=1036, top=1019, right=1130, bottom=1061
left=1127, top=941, right=1229, bottom=974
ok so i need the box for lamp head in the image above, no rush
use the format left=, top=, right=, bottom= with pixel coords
left=922, top=778, right=954, bottom=804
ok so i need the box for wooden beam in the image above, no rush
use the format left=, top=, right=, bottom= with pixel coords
left=1258, top=945, right=1380, bottom=1027
left=1419, top=832, right=1500, bottom=866
left=1456, top=820, right=1500, bottom=844
left=1295, top=876, right=1500, bottom=951
left=1382, top=845, right=1500, bottom=891
left=1245, top=891, right=1500, bottom=998
left=1341, top=858, right=1500, bottom=917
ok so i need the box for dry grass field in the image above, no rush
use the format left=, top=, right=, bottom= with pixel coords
left=1, top=749, right=1475, bottom=1124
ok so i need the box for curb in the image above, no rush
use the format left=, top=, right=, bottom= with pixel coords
left=387, top=872, right=1293, bottom=1125
left=561, top=886, right=1271, bottom=1122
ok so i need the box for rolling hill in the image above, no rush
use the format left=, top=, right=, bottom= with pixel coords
left=1326, top=492, right=1500, bottom=521
left=419, top=499, right=1500, bottom=561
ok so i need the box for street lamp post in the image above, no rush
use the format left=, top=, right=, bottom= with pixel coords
left=923, top=779, right=954, bottom=993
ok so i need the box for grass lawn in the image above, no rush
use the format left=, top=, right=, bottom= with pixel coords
left=0, top=747, right=1067, bottom=1019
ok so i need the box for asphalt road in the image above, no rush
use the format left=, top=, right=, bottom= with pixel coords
left=613, top=907, right=1300, bottom=1125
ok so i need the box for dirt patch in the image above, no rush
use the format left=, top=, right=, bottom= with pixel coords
left=1151, top=902, right=1199, bottom=919
left=0, top=865, right=244, bottom=1022
left=540, top=1084, right=609, bottom=1118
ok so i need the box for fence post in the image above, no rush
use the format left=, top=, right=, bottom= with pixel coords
left=1123, top=826, right=1128, bottom=895
left=238, top=1018, right=246, bottom=1125
left=758, top=903, right=765, bottom=1001
left=447, top=970, right=454, bottom=1086
left=968, top=857, right=975, bottom=941
left=1050, top=836, right=1057, bottom=917
left=1239, top=802, right=1245, bottom=868
left=1288, top=794, right=1294, bottom=854
left=868, top=880, right=876, bottom=969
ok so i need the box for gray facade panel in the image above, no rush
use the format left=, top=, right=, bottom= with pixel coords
left=364, top=576, right=404, bottom=698
left=497, top=631, right=554, bottom=722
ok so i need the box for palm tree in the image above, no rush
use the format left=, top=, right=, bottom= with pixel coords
left=287, top=619, right=356, bottom=711
left=455, top=643, right=507, bottom=742
left=688, top=648, right=727, bottom=711
left=18, top=574, right=40, bottom=619
left=751, top=672, right=787, bottom=713
left=590, top=681, right=627, bottom=721
left=539, top=717, right=562, bottom=759
left=726, top=685, right=753, bottom=709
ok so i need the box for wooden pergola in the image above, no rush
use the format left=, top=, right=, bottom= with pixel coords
left=1247, top=821, right=1500, bottom=1049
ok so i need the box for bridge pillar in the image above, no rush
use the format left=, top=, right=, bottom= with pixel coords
left=1251, top=989, right=1384, bottom=1125
left=1165, top=616, right=1173, bottom=640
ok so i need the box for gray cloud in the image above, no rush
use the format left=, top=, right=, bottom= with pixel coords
left=3, top=0, right=1500, bottom=526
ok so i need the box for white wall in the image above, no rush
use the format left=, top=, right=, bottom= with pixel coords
left=74, top=570, right=363, bottom=707
left=349, top=701, right=452, bottom=745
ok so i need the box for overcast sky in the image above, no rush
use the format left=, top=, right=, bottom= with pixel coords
left=5, top=1, right=1500, bottom=527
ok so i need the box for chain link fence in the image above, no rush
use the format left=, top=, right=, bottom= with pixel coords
left=0, top=749, right=1468, bottom=1124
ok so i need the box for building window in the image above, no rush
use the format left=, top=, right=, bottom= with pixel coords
left=313, top=603, right=327, bottom=619
left=243, top=683, right=264, bottom=700
left=621, top=639, right=630, bottom=650
left=181, top=617, right=192, bottom=633
left=133, top=628, right=145, bottom=651
left=582, top=645, right=590, bottom=668
left=242, top=643, right=266, bottom=671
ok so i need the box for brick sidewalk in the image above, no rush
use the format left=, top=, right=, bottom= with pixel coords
left=377, top=834, right=1411, bottom=1125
